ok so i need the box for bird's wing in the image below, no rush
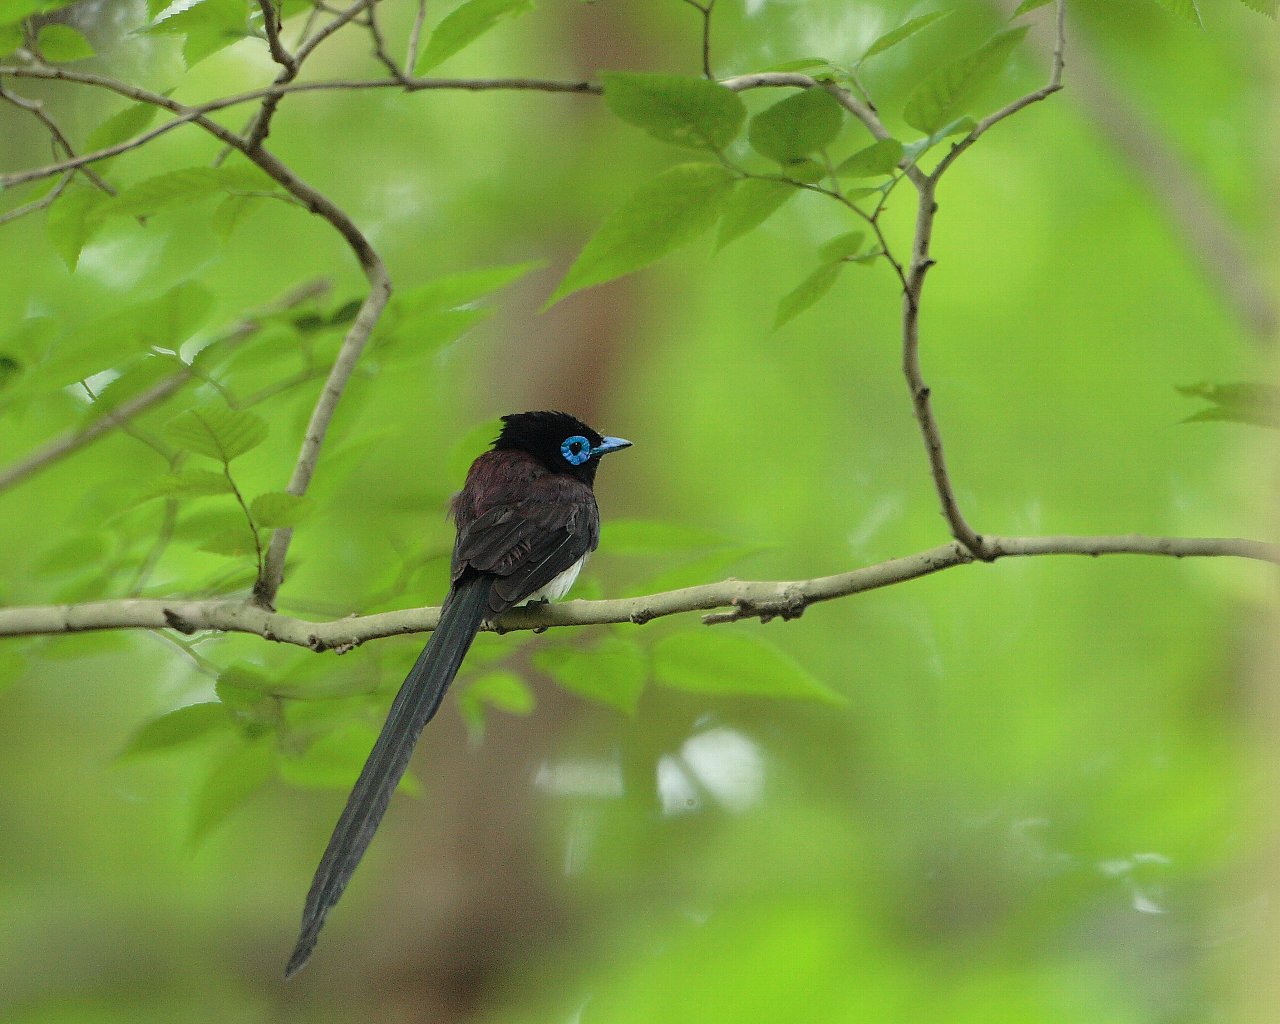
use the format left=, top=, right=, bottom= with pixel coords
left=453, top=482, right=599, bottom=614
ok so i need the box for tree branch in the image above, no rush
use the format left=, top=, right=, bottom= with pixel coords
left=0, top=535, right=1272, bottom=649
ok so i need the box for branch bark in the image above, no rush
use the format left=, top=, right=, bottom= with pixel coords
left=0, top=535, right=1273, bottom=650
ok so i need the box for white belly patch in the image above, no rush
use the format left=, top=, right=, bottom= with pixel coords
left=517, top=555, right=588, bottom=605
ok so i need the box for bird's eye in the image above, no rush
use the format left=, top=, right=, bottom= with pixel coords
left=560, top=435, right=592, bottom=466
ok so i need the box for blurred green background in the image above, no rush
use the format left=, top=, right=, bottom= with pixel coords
left=0, top=0, right=1276, bottom=1021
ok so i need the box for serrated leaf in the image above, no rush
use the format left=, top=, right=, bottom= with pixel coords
left=775, top=261, right=843, bottom=328
left=862, top=10, right=952, bottom=60
left=903, top=28, right=1028, bottom=135
left=653, top=631, right=845, bottom=704
left=190, top=738, right=277, bottom=844
left=818, top=231, right=865, bottom=262
left=165, top=402, right=268, bottom=462
left=457, top=670, right=536, bottom=739
left=602, top=519, right=733, bottom=555
left=249, top=491, right=312, bottom=527
left=603, top=72, right=746, bottom=151
left=46, top=185, right=108, bottom=271
left=37, top=23, right=94, bottom=61
left=1237, top=0, right=1277, bottom=17
left=120, top=703, right=231, bottom=758
left=414, top=0, right=536, bottom=73
left=107, top=166, right=269, bottom=219
left=534, top=636, right=646, bottom=715
left=715, top=178, right=794, bottom=251
left=1012, top=0, right=1054, bottom=14
left=147, top=0, right=252, bottom=67
left=87, top=102, right=161, bottom=153
left=748, top=87, right=845, bottom=165
left=836, top=138, right=903, bottom=178
left=548, top=163, right=735, bottom=305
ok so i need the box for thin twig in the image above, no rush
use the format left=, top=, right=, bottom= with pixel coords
left=405, top=0, right=428, bottom=72
left=0, top=82, right=115, bottom=195
left=0, top=171, right=71, bottom=225
left=0, top=280, right=330, bottom=495
left=0, top=535, right=1274, bottom=648
left=679, top=0, right=717, bottom=79
left=256, top=0, right=298, bottom=72
left=366, top=2, right=406, bottom=81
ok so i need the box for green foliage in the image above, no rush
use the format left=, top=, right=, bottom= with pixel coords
left=86, top=104, right=162, bottom=154
left=836, top=138, right=903, bottom=178
left=903, top=28, right=1028, bottom=134
left=602, top=72, right=746, bottom=151
left=861, top=10, right=953, bottom=60
left=120, top=703, right=232, bottom=757
left=165, top=402, right=269, bottom=463
left=457, top=670, right=536, bottom=739
left=35, top=23, right=93, bottom=61
left=190, top=738, right=278, bottom=843
left=653, top=632, right=846, bottom=704
left=250, top=491, right=313, bottom=527
left=415, top=0, right=537, bottom=73
left=549, top=163, right=735, bottom=304
left=747, top=87, right=845, bottom=166
left=144, top=0, right=252, bottom=67
left=1177, top=381, right=1280, bottom=427
left=715, top=178, right=794, bottom=251
left=534, top=635, right=647, bottom=714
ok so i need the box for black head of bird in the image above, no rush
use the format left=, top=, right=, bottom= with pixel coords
left=491, top=409, right=632, bottom=485
left=286, top=410, right=630, bottom=978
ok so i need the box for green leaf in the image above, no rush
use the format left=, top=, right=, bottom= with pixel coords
left=652, top=631, right=845, bottom=704
left=36, top=23, right=94, bottom=61
left=818, top=231, right=865, bottom=262
left=715, top=178, right=794, bottom=251
left=134, top=281, right=215, bottom=350
left=602, top=72, right=746, bottom=151
left=147, top=0, right=252, bottom=67
left=748, top=87, right=845, bottom=165
left=191, top=738, right=277, bottom=844
left=132, top=468, right=231, bottom=505
left=548, top=163, right=735, bottom=305
left=533, top=636, right=646, bottom=715
left=281, top=722, right=383, bottom=790
left=87, top=102, right=161, bottom=154
left=1012, top=0, right=1054, bottom=14
left=836, top=138, right=904, bottom=178
left=84, top=355, right=181, bottom=421
left=165, top=402, right=268, bottom=462
left=414, top=0, right=536, bottom=73
left=1237, top=0, right=1277, bottom=17
left=457, top=670, right=536, bottom=739
left=1152, top=0, right=1202, bottom=24
left=198, top=526, right=259, bottom=557
left=775, top=262, right=843, bottom=329
left=45, top=185, right=108, bottom=271
left=903, top=28, right=1028, bottom=135
left=862, top=10, right=952, bottom=60
left=215, top=663, right=275, bottom=709
left=249, top=491, right=312, bottom=527
left=1177, top=381, right=1280, bottom=428
left=394, top=261, right=545, bottom=314
left=107, top=166, right=272, bottom=219
left=120, top=703, right=231, bottom=757
left=210, top=193, right=260, bottom=242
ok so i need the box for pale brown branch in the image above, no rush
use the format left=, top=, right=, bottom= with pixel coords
left=0, top=171, right=71, bottom=225
left=405, top=0, right=428, bottom=72
left=0, top=535, right=1272, bottom=648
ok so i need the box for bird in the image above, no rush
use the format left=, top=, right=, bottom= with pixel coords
left=286, top=410, right=632, bottom=977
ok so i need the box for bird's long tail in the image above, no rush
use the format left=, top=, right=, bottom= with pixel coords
left=285, top=575, right=493, bottom=978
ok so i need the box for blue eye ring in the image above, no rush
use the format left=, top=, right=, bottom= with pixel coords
left=561, top=435, right=592, bottom=466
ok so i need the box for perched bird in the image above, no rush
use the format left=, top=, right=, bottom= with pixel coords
left=286, top=411, right=631, bottom=977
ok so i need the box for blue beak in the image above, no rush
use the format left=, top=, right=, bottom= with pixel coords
left=594, top=436, right=632, bottom=456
